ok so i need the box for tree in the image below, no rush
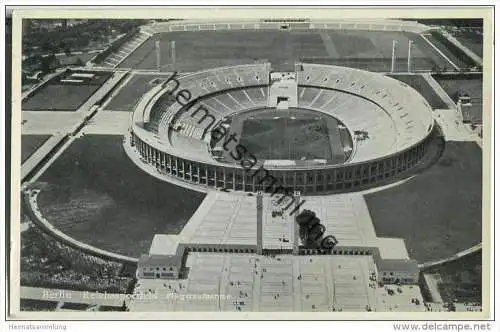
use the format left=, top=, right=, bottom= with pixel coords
left=64, top=46, right=72, bottom=56
left=40, top=54, right=60, bottom=74
left=74, top=57, right=84, bottom=66
left=41, top=40, right=56, bottom=53
left=431, top=64, right=441, bottom=73
left=121, top=300, right=128, bottom=311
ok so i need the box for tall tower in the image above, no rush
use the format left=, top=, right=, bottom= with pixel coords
left=171, top=41, right=176, bottom=71
left=256, top=191, right=263, bottom=255
left=292, top=191, right=301, bottom=255
left=407, top=40, right=413, bottom=73
left=391, top=40, right=397, bottom=73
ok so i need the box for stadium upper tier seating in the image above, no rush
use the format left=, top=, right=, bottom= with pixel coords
left=142, top=64, right=270, bottom=141
left=296, top=64, right=433, bottom=160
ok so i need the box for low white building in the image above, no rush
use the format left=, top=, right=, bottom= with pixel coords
left=376, top=259, right=420, bottom=284
left=136, top=235, right=185, bottom=279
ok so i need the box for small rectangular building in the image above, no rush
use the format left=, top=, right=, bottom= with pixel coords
left=136, top=234, right=185, bottom=279
left=137, top=254, right=183, bottom=279
left=267, top=72, right=298, bottom=108
left=376, top=259, right=419, bottom=284
left=71, top=72, right=96, bottom=79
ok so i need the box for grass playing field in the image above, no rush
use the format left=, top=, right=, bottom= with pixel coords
left=105, top=73, right=168, bottom=112
left=22, top=70, right=113, bottom=112
left=364, top=141, right=482, bottom=263
left=22, top=85, right=102, bottom=112
left=316, top=31, right=451, bottom=72
left=241, top=118, right=331, bottom=161
left=230, top=108, right=345, bottom=163
left=35, top=135, right=205, bottom=258
left=118, top=29, right=452, bottom=73
left=21, top=135, right=51, bottom=163
left=120, top=30, right=328, bottom=72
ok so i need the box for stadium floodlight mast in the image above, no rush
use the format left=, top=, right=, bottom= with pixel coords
left=391, top=40, right=397, bottom=73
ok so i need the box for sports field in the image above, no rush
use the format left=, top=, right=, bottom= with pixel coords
left=433, top=74, right=483, bottom=124
left=105, top=73, right=168, bottom=112
left=35, top=135, right=205, bottom=258
left=118, top=29, right=451, bottom=73
left=231, top=108, right=345, bottom=163
left=22, top=85, right=101, bottom=111
left=22, top=70, right=113, bottom=112
left=314, top=31, right=451, bottom=72
left=119, top=30, right=327, bottom=72
left=365, top=141, right=482, bottom=263
left=21, top=135, right=51, bottom=163
left=388, top=74, right=449, bottom=109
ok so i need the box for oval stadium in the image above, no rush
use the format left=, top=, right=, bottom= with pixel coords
left=127, top=63, right=437, bottom=194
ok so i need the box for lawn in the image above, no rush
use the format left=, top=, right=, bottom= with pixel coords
left=57, top=53, right=96, bottom=66
left=105, top=74, right=168, bottom=112
left=22, top=84, right=101, bottom=111
left=364, top=141, right=482, bottom=263
left=22, top=70, right=113, bottom=112
left=21, top=135, right=51, bottom=164
left=240, top=118, right=331, bottom=161
left=423, top=32, right=475, bottom=69
left=117, top=29, right=458, bottom=73
left=119, top=30, right=328, bottom=72
left=313, top=31, right=451, bottom=72
left=433, top=74, right=483, bottom=124
left=234, top=108, right=338, bottom=162
left=36, top=135, right=206, bottom=258
left=454, top=31, right=483, bottom=57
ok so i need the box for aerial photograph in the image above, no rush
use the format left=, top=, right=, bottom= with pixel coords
left=15, top=15, right=485, bottom=314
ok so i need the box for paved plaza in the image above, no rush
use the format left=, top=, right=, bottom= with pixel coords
left=130, top=253, right=424, bottom=312
left=175, top=191, right=409, bottom=260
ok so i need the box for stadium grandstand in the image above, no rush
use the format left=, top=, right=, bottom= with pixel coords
left=127, top=63, right=438, bottom=194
